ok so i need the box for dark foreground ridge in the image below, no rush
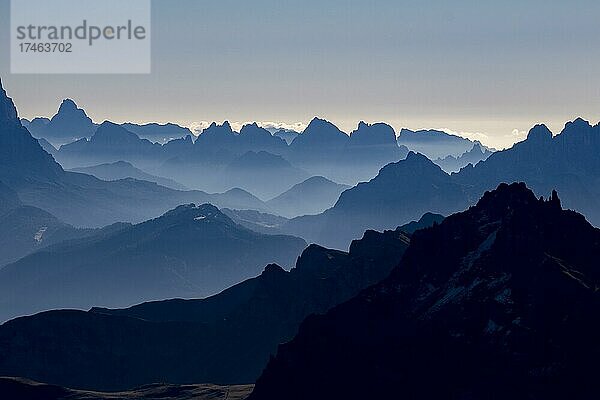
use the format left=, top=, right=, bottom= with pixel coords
left=250, top=182, right=600, bottom=400
left=0, top=377, right=253, bottom=400
left=0, top=218, right=425, bottom=390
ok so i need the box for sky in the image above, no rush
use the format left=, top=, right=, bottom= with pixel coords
left=1, top=0, right=599, bottom=149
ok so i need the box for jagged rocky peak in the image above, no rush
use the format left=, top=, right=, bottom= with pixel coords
left=559, top=117, right=595, bottom=139
left=350, top=121, right=397, bottom=145
left=240, top=122, right=271, bottom=137
left=0, top=78, right=19, bottom=128
left=52, top=98, right=92, bottom=122
left=302, top=117, right=347, bottom=138
left=200, top=121, right=235, bottom=136
left=261, top=263, right=287, bottom=277
left=249, top=181, right=599, bottom=400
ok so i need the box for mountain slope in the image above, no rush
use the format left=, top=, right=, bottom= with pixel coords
left=222, top=151, right=309, bottom=199
left=267, top=176, right=350, bottom=218
left=70, top=161, right=187, bottom=190
left=121, top=122, right=193, bottom=144
left=0, top=204, right=306, bottom=322
left=0, top=224, right=415, bottom=390
left=435, top=142, right=493, bottom=173
left=57, top=121, right=161, bottom=169
left=397, top=128, right=493, bottom=159
left=250, top=183, right=600, bottom=400
left=283, top=152, right=469, bottom=249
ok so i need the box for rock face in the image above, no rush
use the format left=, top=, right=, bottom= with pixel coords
left=250, top=182, right=600, bottom=400
left=0, top=225, right=414, bottom=391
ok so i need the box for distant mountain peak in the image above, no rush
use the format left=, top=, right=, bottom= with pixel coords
left=202, top=121, right=234, bottom=136
left=58, top=98, right=78, bottom=112
left=350, top=121, right=397, bottom=145
left=261, top=263, right=286, bottom=277
left=526, top=124, right=553, bottom=143
left=52, top=98, right=92, bottom=123
left=159, top=203, right=235, bottom=227
left=91, top=121, right=141, bottom=143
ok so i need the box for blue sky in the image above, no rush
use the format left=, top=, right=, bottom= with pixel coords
left=1, top=0, right=599, bottom=148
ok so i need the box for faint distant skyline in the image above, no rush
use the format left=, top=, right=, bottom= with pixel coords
left=1, top=0, right=599, bottom=149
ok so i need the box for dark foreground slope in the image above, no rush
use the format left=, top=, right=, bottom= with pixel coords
left=0, top=224, right=414, bottom=390
left=0, top=377, right=252, bottom=400
left=250, top=183, right=600, bottom=400
left=0, top=204, right=305, bottom=322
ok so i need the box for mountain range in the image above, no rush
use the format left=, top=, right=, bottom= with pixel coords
left=0, top=203, right=306, bottom=322
left=0, top=219, right=422, bottom=390
left=283, top=152, right=468, bottom=249
left=70, top=161, right=187, bottom=191
left=250, top=182, right=600, bottom=400
left=0, top=80, right=268, bottom=227
left=397, top=127, right=495, bottom=159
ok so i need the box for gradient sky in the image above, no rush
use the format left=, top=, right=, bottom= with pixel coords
left=1, top=0, right=599, bottom=149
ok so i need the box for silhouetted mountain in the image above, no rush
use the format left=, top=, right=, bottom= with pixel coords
left=0, top=224, right=416, bottom=390
left=57, top=121, right=161, bottom=169
left=20, top=117, right=50, bottom=136
left=399, top=212, right=445, bottom=234
left=70, top=161, right=187, bottom=190
left=287, top=118, right=349, bottom=178
left=238, top=123, right=288, bottom=155
left=222, top=151, right=309, bottom=199
left=273, top=129, right=298, bottom=144
left=0, top=203, right=306, bottom=322
left=27, top=99, right=97, bottom=145
left=435, top=142, right=493, bottom=172
left=0, top=80, right=265, bottom=227
left=338, top=121, right=409, bottom=182
left=455, top=119, right=600, bottom=226
left=283, top=152, right=469, bottom=249
left=121, top=122, right=194, bottom=144
left=397, top=128, right=494, bottom=159
left=0, top=377, right=253, bottom=400
left=250, top=183, right=600, bottom=400
left=0, top=177, right=126, bottom=266
left=267, top=176, right=350, bottom=218
left=0, top=83, right=64, bottom=185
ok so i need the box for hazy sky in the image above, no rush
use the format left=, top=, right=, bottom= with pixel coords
left=1, top=0, right=599, bottom=149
